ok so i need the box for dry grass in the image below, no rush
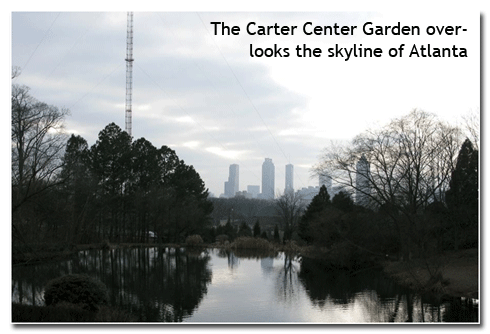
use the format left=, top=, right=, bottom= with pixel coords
left=230, top=237, right=273, bottom=250
left=382, top=248, right=478, bottom=298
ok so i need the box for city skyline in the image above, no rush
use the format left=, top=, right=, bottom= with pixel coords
left=9, top=11, right=479, bottom=198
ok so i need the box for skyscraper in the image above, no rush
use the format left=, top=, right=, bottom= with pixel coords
left=224, top=164, right=239, bottom=197
left=262, top=158, right=275, bottom=200
left=319, top=173, right=333, bottom=196
left=285, top=164, right=294, bottom=193
left=356, top=155, right=371, bottom=207
left=247, top=185, right=260, bottom=198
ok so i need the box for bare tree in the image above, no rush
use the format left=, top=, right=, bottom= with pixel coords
left=462, top=109, right=480, bottom=151
left=12, top=66, right=21, bottom=79
left=11, top=84, right=69, bottom=213
left=275, top=191, right=305, bottom=243
left=314, top=109, right=462, bottom=258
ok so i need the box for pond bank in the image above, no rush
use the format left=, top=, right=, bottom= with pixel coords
left=13, top=243, right=479, bottom=301
left=380, top=248, right=479, bottom=299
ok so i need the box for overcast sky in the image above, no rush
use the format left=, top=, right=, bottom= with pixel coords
left=10, top=9, right=480, bottom=197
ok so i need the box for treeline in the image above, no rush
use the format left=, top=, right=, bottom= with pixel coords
left=12, top=84, right=213, bottom=250
left=302, top=110, right=479, bottom=262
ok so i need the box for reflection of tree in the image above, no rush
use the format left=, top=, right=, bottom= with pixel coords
left=441, top=297, right=478, bottom=322
left=260, top=257, right=274, bottom=276
left=12, top=247, right=212, bottom=322
left=274, top=254, right=300, bottom=304
left=298, top=257, right=478, bottom=322
left=215, top=248, right=240, bottom=270
left=298, top=257, right=358, bottom=307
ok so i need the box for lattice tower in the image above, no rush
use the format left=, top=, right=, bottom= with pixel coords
left=125, top=12, right=134, bottom=137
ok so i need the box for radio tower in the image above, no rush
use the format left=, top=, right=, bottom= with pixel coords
left=125, top=12, right=134, bottom=137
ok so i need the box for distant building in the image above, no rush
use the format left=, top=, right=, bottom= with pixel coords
left=356, top=155, right=371, bottom=207
left=224, top=181, right=230, bottom=197
left=247, top=185, right=260, bottom=198
left=261, top=158, right=275, bottom=200
left=235, top=190, right=253, bottom=199
left=319, top=173, right=333, bottom=196
left=285, top=164, right=294, bottom=193
left=224, top=164, right=239, bottom=198
left=296, top=186, right=321, bottom=203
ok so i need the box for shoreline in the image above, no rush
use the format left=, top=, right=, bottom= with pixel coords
left=380, top=248, right=479, bottom=300
left=13, top=242, right=479, bottom=300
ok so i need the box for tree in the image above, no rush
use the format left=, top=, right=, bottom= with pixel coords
left=253, top=220, right=261, bottom=238
left=59, top=134, right=95, bottom=243
left=331, top=191, right=354, bottom=212
left=89, top=123, right=132, bottom=240
left=12, top=84, right=69, bottom=246
left=298, top=185, right=330, bottom=243
left=462, top=109, right=479, bottom=151
left=11, top=84, right=69, bottom=213
left=273, top=224, right=280, bottom=243
left=238, top=222, right=252, bottom=237
left=128, top=138, right=161, bottom=242
left=275, top=191, right=305, bottom=243
left=314, top=109, right=462, bottom=259
left=164, top=162, right=213, bottom=242
left=445, top=138, right=479, bottom=250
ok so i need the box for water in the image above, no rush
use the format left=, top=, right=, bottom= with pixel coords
left=12, top=247, right=478, bottom=323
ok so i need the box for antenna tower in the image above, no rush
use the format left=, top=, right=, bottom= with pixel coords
left=125, top=12, right=134, bottom=137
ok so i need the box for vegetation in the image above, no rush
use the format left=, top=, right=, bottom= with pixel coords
left=230, top=237, right=273, bottom=250
left=43, top=274, right=109, bottom=311
left=312, top=109, right=478, bottom=263
left=185, top=234, right=204, bottom=246
left=11, top=85, right=214, bottom=259
left=274, top=191, right=305, bottom=243
left=11, top=78, right=478, bottom=301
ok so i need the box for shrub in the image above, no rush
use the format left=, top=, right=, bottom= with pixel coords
left=216, top=234, right=229, bottom=244
left=185, top=234, right=204, bottom=246
left=231, top=237, right=272, bottom=250
left=43, top=274, right=109, bottom=311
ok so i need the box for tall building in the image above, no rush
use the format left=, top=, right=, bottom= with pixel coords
left=224, top=164, right=239, bottom=197
left=247, top=185, right=260, bottom=198
left=261, top=158, right=275, bottom=200
left=224, top=181, right=230, bottom=197
left=356, top=155, right=371, bottom=207
left=319, top=173, right=332, bottom=196
left=285, top=164, right=294, bottom=193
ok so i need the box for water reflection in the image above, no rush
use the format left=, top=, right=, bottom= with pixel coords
left=12, top=247, right=212, bottom=322
left=12, top=248, right=478, bottom=323
left=298, top=257, right=478, bottom=322
left=274, top=255, right=301, bottom=304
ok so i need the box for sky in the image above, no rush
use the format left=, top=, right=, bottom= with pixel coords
left=9, top=6, right=480, bottom=198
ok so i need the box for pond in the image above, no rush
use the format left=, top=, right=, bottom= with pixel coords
left=12, top=247, right=478, bottom=323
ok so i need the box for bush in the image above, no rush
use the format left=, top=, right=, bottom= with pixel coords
left=231, top=237, right=272, bottom=250
left=216, top=234, right=229, bottom=244
left=185, top=234, right=204, bottom=246
left=43, top=274, right=109, bottom=311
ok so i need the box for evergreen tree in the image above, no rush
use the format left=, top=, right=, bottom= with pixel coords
left=89, top=123, right=132, bottom=240
left=446, top=138, right=479, bottom=249
left=331, top=191, right=354, bottom=212
left=238, top=222, right=252, bottom=237
left=253, top=220, right=261, bottom=237
left=298, top=185, right=330, bottom=243
left=60, top=134, right=94, bottom=243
